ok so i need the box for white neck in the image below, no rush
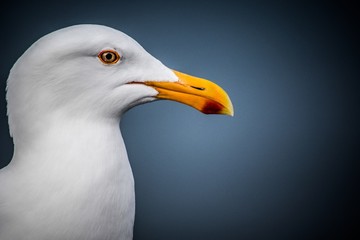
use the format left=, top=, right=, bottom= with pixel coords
left=11, top=117, right=127, bottom=170
left=3, top=117, right=135, bottom=240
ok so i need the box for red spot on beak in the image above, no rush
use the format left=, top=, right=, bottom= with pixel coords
left=201, top=100, right=224, bottom=114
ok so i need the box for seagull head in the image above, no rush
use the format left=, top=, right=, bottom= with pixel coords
left=7, top=24, right=233, bottom=142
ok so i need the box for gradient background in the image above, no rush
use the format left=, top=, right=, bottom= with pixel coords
left=0, top=1, right=359, bottom=239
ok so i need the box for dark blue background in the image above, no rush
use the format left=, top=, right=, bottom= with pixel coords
left=0, top=1, right=359, bottom=239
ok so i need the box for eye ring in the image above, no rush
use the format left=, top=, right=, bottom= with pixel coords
left=98, top=50, right=121, bottom=64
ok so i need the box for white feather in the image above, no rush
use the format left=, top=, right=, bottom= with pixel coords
left=1, top=24, right=178, bottom=240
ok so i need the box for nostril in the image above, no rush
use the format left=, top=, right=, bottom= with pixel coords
left=190, top=86, right=205, bottom=91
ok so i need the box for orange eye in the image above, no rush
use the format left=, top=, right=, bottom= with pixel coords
left=98, top=50, right=120, bottom=64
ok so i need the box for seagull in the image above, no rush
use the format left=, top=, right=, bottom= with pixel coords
left=0, top=24, right=233, bottom=240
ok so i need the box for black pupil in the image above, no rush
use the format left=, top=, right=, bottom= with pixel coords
left=105, top=53, right=113, bottom=60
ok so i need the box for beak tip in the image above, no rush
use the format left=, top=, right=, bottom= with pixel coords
left=222, top=98, right=234, bottom=117
left=225, top=107, right=235, bottom=117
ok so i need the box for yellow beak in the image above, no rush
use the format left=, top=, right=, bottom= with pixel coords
left=143, top=70, right=234, bottom=116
